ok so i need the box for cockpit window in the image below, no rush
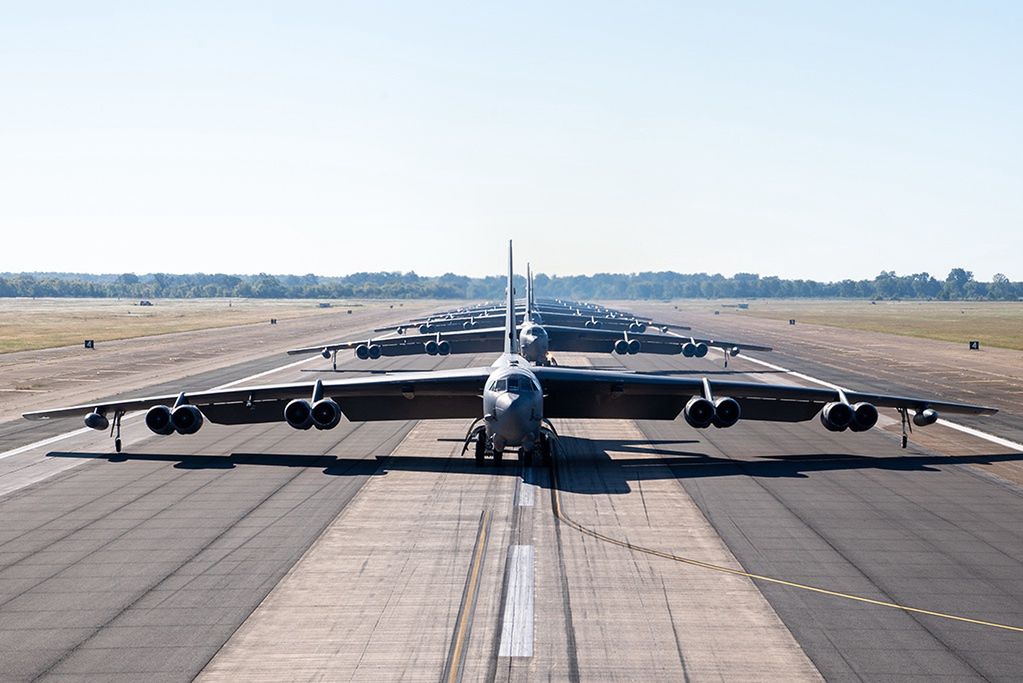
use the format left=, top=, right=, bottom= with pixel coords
left=489, top=375, right=536, bottom=393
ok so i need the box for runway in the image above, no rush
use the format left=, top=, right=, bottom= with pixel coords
left=1, top=320, right=1022, bottom=680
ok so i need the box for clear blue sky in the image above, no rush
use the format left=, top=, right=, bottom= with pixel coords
left=3, top=2, right=1020, bottom=280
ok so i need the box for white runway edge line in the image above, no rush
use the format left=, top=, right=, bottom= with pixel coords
left=0, top=355, right=319, bottom=461
left=720, top=348, right=1023, bottom=454
left=498, top=545, right=535, bottom=657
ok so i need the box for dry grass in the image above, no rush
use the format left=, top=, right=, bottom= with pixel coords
left=0, top=298, right=374, bottom=354
left=672, top=299, right=1023, bottom=351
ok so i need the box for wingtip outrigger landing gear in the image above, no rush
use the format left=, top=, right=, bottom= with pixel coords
left=109, top=410, right=125, bottom=453
left=331, top=349, right=338, bottom=372
left=897, top=407, right=913, bottom=449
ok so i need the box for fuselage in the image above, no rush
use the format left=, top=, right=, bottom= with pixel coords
left=518, top=321, right=549, bottom=365
left=483, top=353, right=543, bottom=452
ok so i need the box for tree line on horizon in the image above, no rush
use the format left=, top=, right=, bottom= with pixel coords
left=0, top=268, right=1019, bottom=301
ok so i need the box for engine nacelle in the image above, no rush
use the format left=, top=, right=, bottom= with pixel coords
left=355, top=344, right=370, bottom=360
left=913, top=408, right=939, bottom=427
left=627, top=339, right=641, bottom=355
left=171, top=404, right=204, bottom=435
left=820, top=401, right=854, bottom=432
left=145, top=405, right=175, bottom=435
left=683, top=396, right=715, bottom=429
left=681, top=342, right=697, bottom=357
left=584, top=320, right=595, bottom=329
left=284, top=399, right=314, bottom=430
left=84, top=411, right=109, bottom=431
left=321, top=348, right=332, bottom=359
left=711, top=397, right=741, bottom=428
left=419, top=324, right=431, bottom=334
left=368, top=344, right=382, bottom=359
left=729, top=346, right=741, bottom=357
left=437, top=340, right=451, bottom=356
left=693, top=343, right=709, bottom=358
left=613, top=339, right=629, bottom=355
left=424, top=340, right=439, bottom=355
left=311, top=398, right=342, bottom=430
left=849, top=402, right=878, bottom=432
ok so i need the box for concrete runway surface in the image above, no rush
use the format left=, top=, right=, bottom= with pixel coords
left=0, top=314, right=1022, bottom=681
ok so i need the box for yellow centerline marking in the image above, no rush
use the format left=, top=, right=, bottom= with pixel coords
left=445, top=509, right=493, bottom=683
left=548, top=455, right=1023, bottom=635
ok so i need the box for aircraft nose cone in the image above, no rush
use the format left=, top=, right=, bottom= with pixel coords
left=493, top=393, right=537, bottom=444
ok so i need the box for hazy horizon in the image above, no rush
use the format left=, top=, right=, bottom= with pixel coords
left=4, top=3, right=1020, bottom=280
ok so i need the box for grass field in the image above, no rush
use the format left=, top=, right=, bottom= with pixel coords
left=681, top=299, right=1023, bottom=351
left=0, top=298, right=372, bottom=354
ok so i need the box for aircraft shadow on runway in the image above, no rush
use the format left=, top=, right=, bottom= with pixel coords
left=46, top=445, right=1023, bottom=496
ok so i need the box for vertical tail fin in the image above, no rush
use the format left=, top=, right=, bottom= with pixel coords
left=525, top=263, right=534, bottom=321
left=505, top=240, right=518, bottom=354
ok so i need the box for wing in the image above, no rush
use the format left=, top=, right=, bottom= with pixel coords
left=288, top=327, right=507, bottom=358
left=543, top=325, right=772, bottom=355
left=23, top=366, right=492, bottom=424
left=533, top=367, right=997, bottom=421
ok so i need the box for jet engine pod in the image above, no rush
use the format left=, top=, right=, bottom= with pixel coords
left=284, top=399, right=314, bottom=430
left=681, top=342, right=697, bottom=357
left=849, top=402, right=879, bottom=432
left=424, top=340, right=439, bottom=355
left=84, top=411, right=109, bottom=431
left=711, top=397, right=741, bottom=428
left=627, top=339, right=641, bottom=355
left=355, top=344, right=370, bottom=360
left=311, top=398, right=342, bottom=430
left=820, top=401, right=854, bottom=432
left=145, top=405, right=175, bottom=435
left=694, top=343, right=709, bottom=358
left=437, top=340, right=451, bottom=356
left=634, top=322, right=647, bottom=333
left=613, top=339, right=629, bottom=355
left=419, top=324, right=431, bottom=334
left=628, top=322, right=641, bottom=332
left=683, top=396, right=715, bottom=429
left=913, top=408, right=939, bottom=427
left=171, top=404, right=204, bottom=435
left=321, top=348, right=332, bottom=359
left=368, top=344, right=382, bottom=360
left=584, top=320, right=594, bottom=328
left=729, top=346, right=741, bottom=357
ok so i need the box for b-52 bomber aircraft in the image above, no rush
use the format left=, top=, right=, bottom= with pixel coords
left=378, top=290, right=691, bottom=336
left=288, top=266, right=770, bottom=368
left=24, top=242, right=996, bottom=463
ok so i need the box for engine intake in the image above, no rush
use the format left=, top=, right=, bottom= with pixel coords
left=355, top=344, right=370, bottom=360
left=171, top=404, right=204, bottom=435
left=424, top=340, right=439, bottom=355
left=311, top=399, right=342, bottom=430
left=712, top=397, right=741, bottom=428
left=693, top=342, right=709, bottom=358
left=284, top=399, right=314, bottom=430
left=681, top=342, right=697, bottom=357
left=437, top=340, right=451, bottom=356
left=368, top=344, right=382, bottom=359
left=683, top=396, right=715, bottom=429
left=613, top=339, right=629, bottom=355
left=820, top=401, right=854, bottom=432
left=849, top=402, right=878, bottom=432
left=321, top=348, right=332, bottom=359
left=913, top=408, right=939, bottom=426
left=145, top=405, right=175, bottom=435
left=627, top=339, right=641, bottom=355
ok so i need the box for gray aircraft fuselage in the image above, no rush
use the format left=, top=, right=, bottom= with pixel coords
left=482, top=353, right=543, bottom=453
